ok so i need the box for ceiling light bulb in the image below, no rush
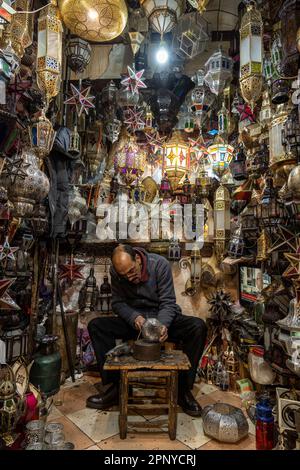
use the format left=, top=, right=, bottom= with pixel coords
left=156, top=43, right=169, bottom=64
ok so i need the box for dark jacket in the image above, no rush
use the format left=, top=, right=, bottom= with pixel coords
left=110, top=248, right=182, bottom=328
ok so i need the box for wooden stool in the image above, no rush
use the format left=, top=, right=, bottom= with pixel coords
left=104, top=350, right=190, bottom=440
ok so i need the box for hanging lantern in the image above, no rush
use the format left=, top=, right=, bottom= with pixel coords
left=114, top=132, right=146, bottom=187
left=271, top=25, right=290, bottom=105
left=66, top=37, right=91, bottom=74
left=172, top=11, right=209, bottom=60
left=163, top=130, right=190, bottom=191
left=254, top=174, right=288, bottom=230
left=29, top=108, right=56, bottom=163
left=239, top=1, right=263, bottom=110
left=0, top=325, right=29, bottom=363
left=85, top=122, right=107, bottom=176
left=0, top=148, right=50, bottom=218
left=101, top=81, right=117, bottom=110
left=241, top=192, right=259, bottom=241
left=68, top=125, right=81, bottom=157
left=230, top=144, right=247, bottom=181
left=191, top=68, right=215, bottom=126
left=282, top=106, right=300, bottom=161
left=256, top=229, right=271, bottom=262
left=144, top=105, right=154, bottom=132
left=214, top=183, right=231, bottom=264
left=36, top=0, right=63, bottom=106
left=128, top=31, right=145, bottom=56
left=204, top=47, right=233, bottom=96
left=269, top=103, right=294, bottom=182
left=58, top=0, right=128, bottom=42
left=228, top=224, right=245, bottom=259
left=279, top=0, right=300, bottom=77
left=217, top=101, right=229, bottom=138
left=195, top=163, right=211, bottom=199
left=259, top=90, right=272, bottom=128
left=187, top=0, right=209, bottom=13
left=105, top=118, right=121, bottom=144
left=4, top=0, right=32, bottom=61
left=207, top=136, right=234, bottom=180
left=184, top=109, right=195, bottom=134
left=98, top=274, right=112, bottom=314
left=141, top=0, right=183, bottom=35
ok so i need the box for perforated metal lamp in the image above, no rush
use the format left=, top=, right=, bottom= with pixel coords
left=66, top=37, right=91, bottom=74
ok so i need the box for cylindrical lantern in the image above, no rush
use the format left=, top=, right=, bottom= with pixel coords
left=36, top=0, right=63, bottom=106
left=6, top=0, right=33, bottom=61
left=214, top=183, right=231, bottom=263
left=163, top=130, right=190, bottom=191
left=239, top=1, right=263, bottom=110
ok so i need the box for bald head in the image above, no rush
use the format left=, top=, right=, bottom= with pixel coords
left=112, top=245, right=142, bottom=283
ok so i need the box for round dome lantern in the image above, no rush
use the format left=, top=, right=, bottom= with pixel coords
left=58, top=0, right=128, bottom=42
left=141, top=0, right=184, bottom=36
left=202, top=403, right=249, bottom=443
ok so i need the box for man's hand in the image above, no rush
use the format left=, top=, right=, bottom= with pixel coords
left=159, top=325, right=168, bottom=343
left=134, top=315, right=145, bottom=331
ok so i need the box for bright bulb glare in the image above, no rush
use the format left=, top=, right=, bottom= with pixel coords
left=88, top=9, right=99, bottom=20
left=156, top=46, right=169, bottom=64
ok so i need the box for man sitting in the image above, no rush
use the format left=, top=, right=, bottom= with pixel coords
left=87, top=244, right=207, bottom=416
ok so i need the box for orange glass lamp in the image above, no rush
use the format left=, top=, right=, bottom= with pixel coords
left=163, top=129, right=190, bottom=191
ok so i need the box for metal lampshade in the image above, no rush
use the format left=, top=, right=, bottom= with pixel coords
left=66, top=37, right=91, bottom=74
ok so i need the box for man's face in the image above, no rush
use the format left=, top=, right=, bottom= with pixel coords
left=113, top=254, right=142, bottom=284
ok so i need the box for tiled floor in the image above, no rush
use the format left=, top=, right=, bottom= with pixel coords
left=47, top=374, right=256, bottom=450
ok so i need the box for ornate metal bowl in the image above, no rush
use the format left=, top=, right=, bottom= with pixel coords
left=202, top=403, right=249, bottom=443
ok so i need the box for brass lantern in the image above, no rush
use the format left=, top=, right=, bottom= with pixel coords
left=36, top=0, right=63, bottom=106
left=4, top=0, right=32, bottom=61
left=29, top=109, right=56, bottom=163
left=214, top=183, right=231, bottom=264
left=239, top=1, right=263, bottom=110
left=163, top=129, right=190, bottom=191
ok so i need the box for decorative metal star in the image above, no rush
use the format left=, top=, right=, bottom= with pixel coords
left=59, top=258, right=84, bottom=282
left=1, top=156, right=30, bottom=184
left=268, top=226, right=299, bottom=254
left=189, top=133, right=208, bottom=159
left=124, top=107, right=145, bottom=132
left=145, top=130, right=167, bottom=150
left=64, top=83, right=95, bottom=117
left=283, top=238, right=300, bottom=281
left=7, top=74, right=32, bottom=103
left=121, top=65, right=147, bottom=95
left=0, top=236, right=19, bottom=264
left=237, top=103, right=255, bottom=123
left=0, top=278, right=20, bottom=310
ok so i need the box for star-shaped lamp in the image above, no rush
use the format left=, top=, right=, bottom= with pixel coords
left=64, top=83, right=95, bottom=117
left=0, top=236, right=19, bottom=265
left=121, top=65, right=147, bottom=96
left=59, top=257, right=84, bottom=282
left=0, top=278, right=20, bottom=310
left=124, top=107, right=145, bottom=132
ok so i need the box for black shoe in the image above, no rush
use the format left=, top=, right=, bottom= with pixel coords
left=178, top=390, right=202, bottom=417
left=86, top=383, right=119, bottom=410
